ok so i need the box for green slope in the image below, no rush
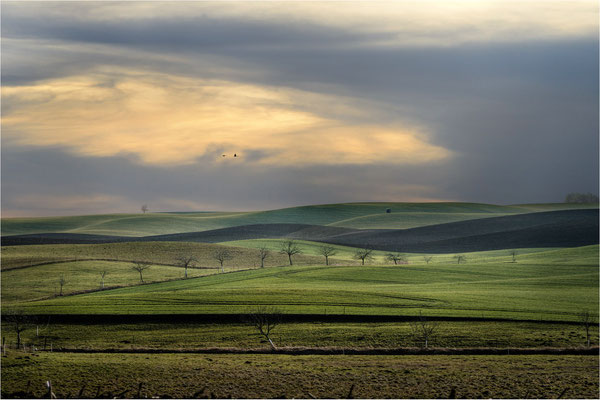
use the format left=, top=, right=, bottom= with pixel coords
left=5, top=202, right=594, bottom=237
left=321, top=212, right=514, bottom=229
left=1, top=260, right=217, bottom=303
left=1, top=241, right=351, bottom=303
left=1, top=241, right=333, bottom=272
left=12, top=246, right=598, bottom=321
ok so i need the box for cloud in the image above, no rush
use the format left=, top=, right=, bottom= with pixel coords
left=1, top=146, right=455, bottom=217
left=2, top=69, right=451, bottom=166
left=1, top=1, right=597, bottom=216
left=2, top=1, right=596, bottom=48
left=1, top=193, right=133, bottom=218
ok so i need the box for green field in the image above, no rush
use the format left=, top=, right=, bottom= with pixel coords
left=221, top=238, right=579, bottom=263
left=4, top=320, right=597, bottom=351
left=6, top=246, right=597, bottom=321
left=1, top=241, right=332, bottom=272
left=4, top=202, right=596, bottom=236
left=1, top=241, right=359, bottom=303
left=4, top=243, right=597, bottom=315
left=2, top=202, right=598, bottom=399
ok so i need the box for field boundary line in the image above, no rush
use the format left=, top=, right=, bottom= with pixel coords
left=43, top=346, right=600, bottom=356
left=5, top=313, right=587, bottom=325
left=2, top=258, right=220, bottom=271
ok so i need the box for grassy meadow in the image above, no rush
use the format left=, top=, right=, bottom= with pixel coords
left=2, top=245, right=597, bottom=321
left=4, top=320, right=597, bottom=351
left=1, top=202, right=598, bottom=398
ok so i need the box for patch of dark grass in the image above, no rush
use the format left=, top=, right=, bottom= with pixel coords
left=1, top=352, right=598, bottom=399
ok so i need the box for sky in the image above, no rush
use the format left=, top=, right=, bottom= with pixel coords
left=1, top=1, right=598, bottom=216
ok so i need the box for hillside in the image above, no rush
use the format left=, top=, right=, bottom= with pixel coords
left=318, top=209, right=599, bottom=252
left=3, top=209, right=598, bottom=253
left=3, top=202, right=596, bottom=236
left=10, top=246, right=598, bottom=321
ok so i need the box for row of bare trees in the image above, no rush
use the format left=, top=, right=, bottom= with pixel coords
left=56, top=246, right=523, bottom=296
left=129, top=249, right=234, bottom=284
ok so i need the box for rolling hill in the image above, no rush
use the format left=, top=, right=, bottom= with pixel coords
left=9, top=246, right=598, bottom=321
left=3, top=202, right=597, bottom=236
left=3, top=209, right=598, bottom=253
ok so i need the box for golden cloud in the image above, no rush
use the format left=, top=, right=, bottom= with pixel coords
left=2, top=69, right=451, bottom=166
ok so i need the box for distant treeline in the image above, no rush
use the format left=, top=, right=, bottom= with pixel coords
left=565, top=192, right=599, bottom=203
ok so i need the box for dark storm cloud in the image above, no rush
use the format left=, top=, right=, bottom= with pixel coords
left=1, top=2, right=598, bottom=215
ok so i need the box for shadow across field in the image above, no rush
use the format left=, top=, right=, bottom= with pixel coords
left=5, top=313, right=585, bottom=325
left=49, top=346, right=600, bottom=356
left=3, top=209, right=598, bottom=253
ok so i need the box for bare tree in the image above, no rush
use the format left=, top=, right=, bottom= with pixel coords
left=58, top=275, right=66, bottom=296
left=100, top=270, right=108, bottom=289
left=4, top=308, right=30, bottom=350
left=175, top=255, right=198, bottom=278
left=318, top=245, right=337, bottom=266
left=132, top=261, right=151, bottom=283
left=454, top=254, right=466, bottom=264
left=280, top=240, right=301, bottom=266
left=386, top=253, right=407, bottom=265
left=141, top=204, right=149, bottom=214
left=580, top=310, right=595, bottom=347
left=423, top=256, right=433, bottom=264
left=258, top=246, right=270, bottom=268
left=353, top=247, right=374, bottom=265
left=410, top=311, right=438, bottom=348
left=213, top=249, right=233, bottom=272
left=510, top=250, right=517, bottom=263
left=246, top=305, right=282, bottom=350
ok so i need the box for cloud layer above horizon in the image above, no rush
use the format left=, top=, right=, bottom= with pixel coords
left=2, top=1, right=598, bottom=216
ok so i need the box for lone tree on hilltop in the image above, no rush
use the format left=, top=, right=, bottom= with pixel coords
left=280, top=240, right=301, bottom=266
left=258, top=246, right=270, bottom=268
left=354, top=247, right=374, bottom=265
left=246, top=305, right=282, bottom=350
left=213, top=249, right=233, bottom=272
left=176, top=255, right=198, bottom=279
left=386, top=253, right=407, bottom=265
left=58, top=275, right=66, bottom=296
left=141, top=204, right=149, bottom=213
left=423, top=256, right=433, bottom=264
left=410, top=311, right=438, bottom=348
left=454, top=254, right=466, bottom=264
left=318, top=245, right=337, bottom=266
left=132, top=261, right=151, bottom=283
